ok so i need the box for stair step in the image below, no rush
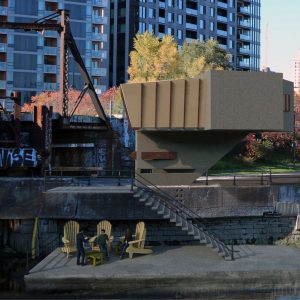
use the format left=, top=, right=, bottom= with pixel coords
left=181, top=220, right=188, bottom=231
left=151, top=199, right=160, bottom=210
left=157, top=204, right=166, bottom=214
left=145, top=197, right=155, bottom=206
left=163, top=208, right=171, bottom=219
left=187, top=223, right=194, bottom=235
left=139, top=192, right=151, bottom=202
left=169, top=212, right=177, bottom=222
left=175, top=215, right=183, bottom=227
left=133, top=189, right=144, bottom=198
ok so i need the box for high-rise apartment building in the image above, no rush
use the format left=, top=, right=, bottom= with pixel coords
left=0, top=0, right=260, bottom=109
left=110, top=0, right=261, bottom=87
left=293, top=49, right=300, bottom=93
left=0, top=0, right=109, bottom=108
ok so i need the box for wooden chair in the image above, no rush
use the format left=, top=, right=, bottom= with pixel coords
left=89, top=220, right=114, bottom=251
left=126, top=221, right=153, bottom=259
left=61, top=220, right=79, bottom=258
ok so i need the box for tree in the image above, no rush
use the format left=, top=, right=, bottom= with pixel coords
left=100, top=87, right=123, bottom=115
left=128, top=31, right=180, bottom=82
left=22, top=88, right=123, bottom=117
left=179, top=39, right=231, bottom=78
left=128, top=32, right=231, bottom=82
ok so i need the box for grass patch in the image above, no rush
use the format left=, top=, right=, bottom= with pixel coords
left=209, top=151, right=300, bottom=175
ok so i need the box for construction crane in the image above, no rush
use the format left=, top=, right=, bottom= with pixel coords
left=0, top=9, right=109, bottom=129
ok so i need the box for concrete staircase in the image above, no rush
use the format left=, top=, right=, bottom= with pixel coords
left=134, top=188, right=232, bottom=260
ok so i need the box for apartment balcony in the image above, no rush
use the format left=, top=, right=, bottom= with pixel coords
left=0, top=43, right=6, bottom=52
left=238, top=20, right=250, bottom=27
left=94, top=84, right=106, bottom=94
left=45, top=10, right=56, bottom=16
left=238, top=60, right=250, bottom=68
left=92, top=50, right=107, bottom=59
left=44, top=64, right=57, bottom=73
left=186, top=23, right=197, bottom=30
left=44, top=46, right=57, bottom=56
left=217, top=1, right=228, bottom=9
left=92, top=33, right=107, bottom=42
left=91, top=67, right=106, bottom=77
left=92, top=0, right=108, bottom=7
left=0, top=80, right=6, bottom=89
left=44, top=30, right=57, bottom=38
left=217, top=15, right=227, bottom=22
left=219, top=44, right=227, bottom=50
left=238, top=33, right=250, bottom=41
left=186, top=8, right=197, bottom=16
left=239, top=6, right=250, bottom=14
left=238, top=47, right=250, bottom=54
left=0, top=6, right=8, bottom=15
left=0, top=61, right=6, bottom=70
left=92, top=15, right=108, bottom=24
left=217, top=29, right=227, bottom=36
left=158, top=17, right=165, bottom=23
left=158, top=33, right=164, bottom=39
left=159, top=1, right=165, bottom=8
left=44, top=82, right=57, bottom=90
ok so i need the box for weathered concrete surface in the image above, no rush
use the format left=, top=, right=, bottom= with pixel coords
left=2, top=177, right=300, bottom=219
left=25, top=245, right=300, bottom=298
left=0, top=178, right=43, bottom=219
left=41, top=186, right=159, bottom=220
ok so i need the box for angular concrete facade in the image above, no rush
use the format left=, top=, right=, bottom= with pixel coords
left=121, top=71, right=294, bottom=185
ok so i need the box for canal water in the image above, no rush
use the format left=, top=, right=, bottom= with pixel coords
left=1, top=255, right=300, bottom=299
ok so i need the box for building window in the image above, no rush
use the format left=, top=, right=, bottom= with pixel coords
left=210, top=22, right=214, bottom=31
left=178, top=0, right=183, bottom=9
left=210, top=8, right=214, bottom=17
left=284, top=94, right=291, bottom=112
left=178, top=29, right=182, bottom=39
left=139, top=22, right=146, bottom=33
left=167, top=12, right=174, bottom=22
left=178, top=14, right=183, bottom=24
left=200, top=19, right=205, bottom=29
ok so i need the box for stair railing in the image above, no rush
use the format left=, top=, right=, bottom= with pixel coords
left=134, top=172, right=233, bottom=257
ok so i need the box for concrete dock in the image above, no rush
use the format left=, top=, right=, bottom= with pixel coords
left=25, top=244, right=300, bottom=298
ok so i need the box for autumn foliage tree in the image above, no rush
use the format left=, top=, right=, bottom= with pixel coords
left=22, top=87, right=123, bottom=116
left=128, top=31, right=230, bottom=82
left=128, top=31, right=180, bottom=82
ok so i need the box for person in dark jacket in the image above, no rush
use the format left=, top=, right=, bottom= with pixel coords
left=120, top=228, right=133, bottom=259
left=96, top=229, right=109, bottom=259
left=76, top=228, right=89, bottom=266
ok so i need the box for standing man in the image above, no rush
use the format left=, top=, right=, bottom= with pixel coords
left=76, top=228, right=89, bottom=266
left=96, top=229, right=109, bottom=260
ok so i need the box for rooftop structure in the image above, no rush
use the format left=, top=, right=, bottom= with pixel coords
left=121, top=70, right=294, bottom=185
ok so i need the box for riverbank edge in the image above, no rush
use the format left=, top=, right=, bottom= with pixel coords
left=25, top=269, right=300, bottom=298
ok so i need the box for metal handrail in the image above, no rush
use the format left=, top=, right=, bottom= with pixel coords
left=134, top=173, right=233, bottom=254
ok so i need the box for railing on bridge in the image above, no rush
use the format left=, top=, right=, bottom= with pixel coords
left=198, top=169, right=300, bottom=186
left=43, top=167, right=135, bottom=192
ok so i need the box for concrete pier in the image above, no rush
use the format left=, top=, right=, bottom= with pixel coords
left=25, top=245, right=300, bottom=298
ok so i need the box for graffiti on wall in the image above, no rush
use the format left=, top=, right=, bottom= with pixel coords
left=0, top=148, right=41, bottom=168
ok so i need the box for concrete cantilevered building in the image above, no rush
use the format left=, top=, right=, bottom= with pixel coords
left=121, top=71, right=294, bottom=186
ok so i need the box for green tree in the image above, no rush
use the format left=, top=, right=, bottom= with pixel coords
left=179, top=39, right=231, bottom=78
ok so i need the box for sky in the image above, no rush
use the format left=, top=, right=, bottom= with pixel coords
left=260, top=0, right=300, bottom=82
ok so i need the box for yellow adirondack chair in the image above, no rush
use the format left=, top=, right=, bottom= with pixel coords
left=126, top=221, right=153, bottom=259
left=89, top=220, right=114, bottom=251
left=61, top=220, right=79, bottom=258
